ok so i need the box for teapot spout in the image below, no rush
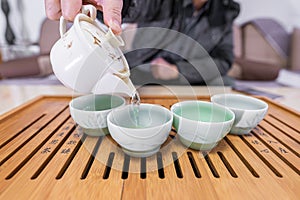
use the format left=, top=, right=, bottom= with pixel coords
left=92, top=73, right=136, bottom=97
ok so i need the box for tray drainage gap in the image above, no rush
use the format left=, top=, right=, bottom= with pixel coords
left=81, top=136, right=103, bottom=179
left=156, top=152, right=165, bottom=179
left=103, top=152, right=115, bottom=179
left=140, top=157, right=147, bottom=179
left=172, top=152, right=183, bottom=178
left=217, top=152, right=238, bottom=178
left=0, top=114, right=46, bottom=149
left=5, top=116, right=71, bottom=180
left=187, top=152, right=201, bottom=178
left=0, top=107, right=68, bottom=167
left=258, top=124, right=300, bottom=153
left=56, top=134, right=87, bottom=179
left=225, top=137, right=259, bottom=178
left=121, top=154, right=130, bottom=179
left=268, top=114, right=300, bottom=134
left=31, top=125, right=76, bottom=179
left=240, top=135, right=283, bottom=177
left=203, top=152, right=220, bottom=178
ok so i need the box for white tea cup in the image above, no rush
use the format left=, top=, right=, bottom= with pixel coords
left=211, top=94, right=268, bottom=135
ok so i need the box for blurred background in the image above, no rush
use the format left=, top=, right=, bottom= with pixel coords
left=0, top=0, right=300, bottom=87
left=1, top=0, right=300, bottom=49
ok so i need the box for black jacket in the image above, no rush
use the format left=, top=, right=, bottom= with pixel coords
left=99, top=0, right=240, bottom=85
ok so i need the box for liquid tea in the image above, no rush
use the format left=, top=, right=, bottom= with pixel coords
left=131, top=91, right=141, bottom=128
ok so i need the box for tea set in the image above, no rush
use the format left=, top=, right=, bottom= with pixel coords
left=51, top=5, right=268, bottom=157
left=50, top=4, right=136, bottom=97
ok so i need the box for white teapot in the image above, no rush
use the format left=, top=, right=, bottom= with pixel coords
left=50, top=5, right=136, bottom=96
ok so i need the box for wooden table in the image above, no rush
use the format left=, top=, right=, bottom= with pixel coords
left=0, top=85, right=299, bottom=199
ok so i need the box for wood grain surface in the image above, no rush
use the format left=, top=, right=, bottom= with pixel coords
left=0, top=95, right=299, bottom=200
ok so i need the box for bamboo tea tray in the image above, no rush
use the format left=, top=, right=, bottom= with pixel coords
left=0, top=95, right=299, bottom=199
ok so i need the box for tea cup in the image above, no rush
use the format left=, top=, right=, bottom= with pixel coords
left=211, top=94, right=268, bottom=135
left=69, top=94, right=125, bottom=136
left=171, top=101, right=235, bottom=151
left=107, top=104, right=173, bottom=157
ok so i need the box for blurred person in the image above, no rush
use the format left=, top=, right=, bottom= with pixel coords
left=44, top=0, right=240, bottom=86
left=120, top=0, right=240, bottom=86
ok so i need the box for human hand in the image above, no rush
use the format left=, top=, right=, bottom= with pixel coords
left=44, top=0, right=123, bottom=34
left=151, top=58, right=179, bottom=80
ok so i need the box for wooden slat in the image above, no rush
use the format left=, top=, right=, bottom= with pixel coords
left=0, top=95, right=299, bottom=200
left=0, top=107, right=70, bottom=179
left=249, top=129, right=300, bottom=175
left=264, top=115, right=300, bottom=142
left=0, top=119, right=78, bottom=198
left=0, top=100, right=67, bottom=146
left=257, top=122, right=299, bottom=158
left=0, top=103, right=68, bottom=160
left=266, top=101, right=300, bottom=131
left=224, top=135, right=299, bottom=199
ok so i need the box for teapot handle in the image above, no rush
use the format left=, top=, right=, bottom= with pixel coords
left=59, top=5, right=97, bottom=37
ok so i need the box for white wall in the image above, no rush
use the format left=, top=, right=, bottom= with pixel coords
left=0, top=0, right=45, bottom=45
left=0, top=0, right=300, bottom=46
left=235, top=0, right=300, bottom=32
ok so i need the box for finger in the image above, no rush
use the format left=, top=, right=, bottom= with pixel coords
left=45, top=0, right=62, bottom=20
left=102, top=0, right=123, bottom=34
left=83, top=0, right=103, bottom=10
left=60, top=0, right=82, bottom=21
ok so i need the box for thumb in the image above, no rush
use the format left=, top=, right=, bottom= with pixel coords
left=101, top=0, right=123, bottom=34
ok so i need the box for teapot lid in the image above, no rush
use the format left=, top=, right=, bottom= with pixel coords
left=77, top=15, right=129, bottom=77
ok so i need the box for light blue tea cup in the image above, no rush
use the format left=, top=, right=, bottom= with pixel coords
left=171, top=101, right=235, bottom=151
left=107, top=104, right=173, bottom=157
left=69, top=94, right=125, bottom=136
